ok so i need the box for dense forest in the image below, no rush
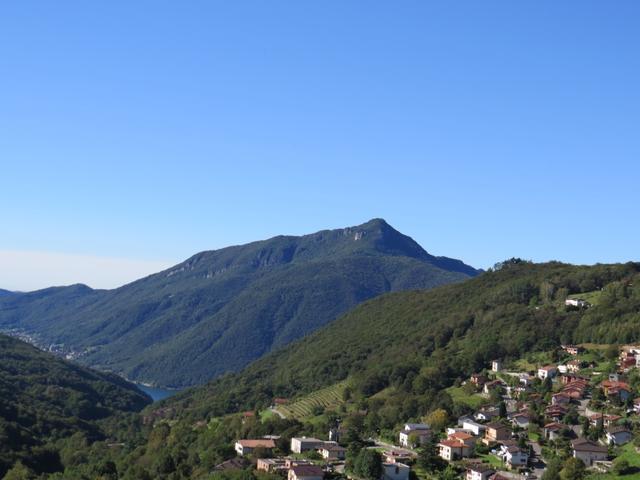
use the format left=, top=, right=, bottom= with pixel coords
left=0, top=335, right=151, bottom=479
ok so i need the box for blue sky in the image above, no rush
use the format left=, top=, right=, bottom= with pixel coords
left=1, top=1, right=639, bottom=290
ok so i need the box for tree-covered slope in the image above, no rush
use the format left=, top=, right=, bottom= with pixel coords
left=0, top=334, right=151, bottom=478
left=167, top=261, right=640, bottom=420
left=0, top=219, right=478, bottom=388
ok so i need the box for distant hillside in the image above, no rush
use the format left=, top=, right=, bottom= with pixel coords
left=0, top=219, right=479, bottom=388
left=167, top=261, right=640, bottom=419
left=0, top=334, right=150, bottom=478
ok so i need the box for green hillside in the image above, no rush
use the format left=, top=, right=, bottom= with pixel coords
left=16, top=260, right=640, bottom=479
left=167, top=260, right=640, bottom=421
left=0, top=219, right=478, bottom=388
left=0, top=334, right=151, bottom=478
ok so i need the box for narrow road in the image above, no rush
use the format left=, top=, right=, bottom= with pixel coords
left=528, top=441, right=546, bottom=478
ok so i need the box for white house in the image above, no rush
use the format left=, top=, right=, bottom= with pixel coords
left=381, top=463, right=410, bottom=480
left=509, top=413, right=530, bottom=429
left=499, top=444, right=528, bottom=469
left=319, top=442, right=346, bottom=460
left=538, top=365, right=558, bottom=380
left=475, top=407, right=500, bottom=422
left=466, top=464, right=495, bottom=480
left=572, top=439, right=608, bottom=466
left=565, top=298, right=589, bottom=308
left=492, top=360, right=503, bottom=372
left=398, top=423, right=431, bottom=447
left=462, top=419, right=486, bottom=436
left=290, top=437, right=324, bottom=454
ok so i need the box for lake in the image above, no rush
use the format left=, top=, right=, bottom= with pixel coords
left=136, top=384, right=179, bottom=402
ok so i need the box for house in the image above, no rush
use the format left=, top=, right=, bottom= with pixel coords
left=601, top=380, right=632, bottom=402
left=483, top=380, right=505, bottom=395
left=234, top=439, right=276, bottom=456
left=438, top=430, right=476, bottom=460
left=382, top=462, right=410, bottom=480
left=272, top=397, right=289, bottom=408
left=384, top=450, right=413, bottom=465
left=318, top=442, right=346, bottom=460
left=290, top=437, right=324, bottom=453
left=519, top=374, right=534, bottom=387
left=606, top=426, right=633, bottom=446
left=509, top=413, right=530, bottom=429
left=285, top=459, right=314, bottom=469
left=557, top=364, right=568, bottom=374
left=567, top=360, right=582, bottom=373
left=633, top=397, right=640, bottom=414
left=329, top=426, right=347, bottom=442
left=492, top=360, right=503, bottom=372
left=471, top=374, right=489, bottom=387
left=543, top=422, right=567, bottom=441
left=498, top=442, right=529, bottom=469
left=565, top=298, right=589, bottom=308
left=466, top=464, right=495, bottom=480
left=572, top=439, right=608, bottom=466
left=483, top=422, right=511, bottom=445
left=545, top=405, right=568, bottom=422
left=450, top=431, right=477, bottom=447
left=475, top=407, right=500, bottom=422
left=561, top=345, right=583, bottom=355
left=288, top=465, right=324, bottom=480
left=589, top=413, right=622, bottom=429
left=462, top=419, right=487, bottom=436
left=398, top=423, right=431, bottom=447
left=438, top=439, right=472, bottom=461
left=257, top=459, right=287, bottom=473
left=489, top=474, right=511, bottom=480
left=552, top=392, right=571, bottom=406
left=538, top=365, right=557, bottom=380
left=214, top=458, right=249, bottom=471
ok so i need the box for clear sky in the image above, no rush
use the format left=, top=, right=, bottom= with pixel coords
left=1, top=1, right=639, bottom=291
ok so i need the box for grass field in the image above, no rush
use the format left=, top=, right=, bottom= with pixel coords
left=568, top=290, right=603, bottom=306
left=276, top=381, right=350, bottom=419
left=445, top=386, right=488, bottom=409
left=478, top=454, right=504, bottom=469
left=587, top=443, right=640, bottom=479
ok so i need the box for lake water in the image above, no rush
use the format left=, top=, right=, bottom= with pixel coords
left=136, top=384, right=179, bottom=402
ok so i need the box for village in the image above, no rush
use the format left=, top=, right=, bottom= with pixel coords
left=224, top=339, right=640, bottom=480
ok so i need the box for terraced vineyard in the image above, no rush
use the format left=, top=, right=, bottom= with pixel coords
left=276, top=381, right=350, bottom=419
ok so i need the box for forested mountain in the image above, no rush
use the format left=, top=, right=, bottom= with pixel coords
left=0, top=219, right=478, bottom=388
left=0, top=334, right=151, bottom=478
left=167, top=261, right=640, bottom=420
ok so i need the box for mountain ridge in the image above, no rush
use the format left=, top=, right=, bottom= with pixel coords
left=0, top=219, right=479, bottom=387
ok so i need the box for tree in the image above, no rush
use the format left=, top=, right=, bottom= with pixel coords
left=417, top=438, right=446, bottom=472
left=498, top=401, right=507, bottom=418
left=354, top=449, right=383, bottom=480
left=559, top=457, right=585, bottom=480
left=541, top=457, right=562, bottom=480
left=2, top=462, right=37, bottom=480
left=424, top=408, right=449, bottom=432
left=613, top=458, right=631, bottom=476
